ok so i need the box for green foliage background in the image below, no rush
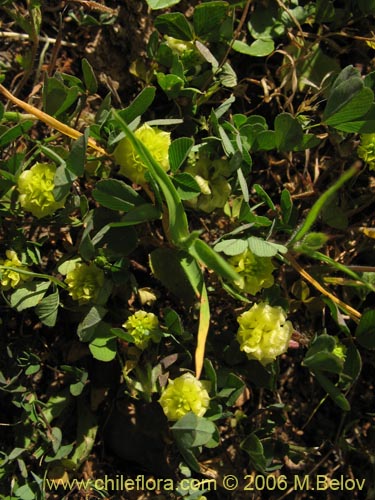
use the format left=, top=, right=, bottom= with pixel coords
left=0, top=0, right=375, bottom=499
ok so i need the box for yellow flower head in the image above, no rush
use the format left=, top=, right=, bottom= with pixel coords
left=18, top=162, right=66, bottom=218
left=114, top=124, right=171, bottom=185
left=228, top=249, right=275, bottom=295
left=123, top=310, right=161, bottom=350
left=65, top=262, right=105, bottom=304
left=332, top=337, right=347, bottom=361
left=159, top=373, right=210, bottom=421
left=237, top=302, right=293, bottom=365
left=358, top=133, right=375, bottom=170
left=0, top=250, right=31, bottom=290
left=185, top=157, right=231, bottom=213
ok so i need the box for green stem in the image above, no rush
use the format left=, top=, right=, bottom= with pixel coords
left=289, top=165, right=359, bottom=245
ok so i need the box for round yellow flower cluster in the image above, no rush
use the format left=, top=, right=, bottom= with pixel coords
left=123, top=310, right=162, bottom=350
left=358, top=133, right=375, bottom=170
left=237, top=302, right=293, bottom=365
left=228, top=249, right=275, bottom=295
left=65, top=262, right=105, bottom=304
left=159, top=373, right=210, bottom=421
left=114, top=124, right=171, bottom=185
left=185, top=157, right=231, bottom=213
left=18, top=162, right=66, bottom=218
left=0, top=250, right=31, bottom=290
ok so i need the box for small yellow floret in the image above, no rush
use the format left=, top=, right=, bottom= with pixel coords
left=114, top=124, right=171, bottom=185
left=65, top=262, right=105, bottom=304
left=237, top=302, right=293, bottom=365
left=358, top=133, right=375, bottom=170
left=123, top=310, right=161, bottom=350
left=0, top=250, right=31, bottom=290
left=185, top=157, right=231, bottom=213
left=228, top=249, right=275, bottom=295
left=18, top=162, right=66, bottom=218
left=159, top=373, right=210, bottom=421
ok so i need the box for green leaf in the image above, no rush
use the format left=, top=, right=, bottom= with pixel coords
left=91, top=209, right=158, bottom=249
left=110, top=327, right=135, bottom=343
left=77, top=307, right=108, bottom=342
left=303, top=334, right=336, bottom=357
left=172, top=413, right=216, bottom=448
left=334, top=120, right=375, bottom=133
left=299, top=232, right=329, bottom=252
left=91, top=205, right=162, bottom=244
left=82, top=58, right=98, bottom=94
left=53, top=163, right=76, bottom=202
left=280, top=188, right=293, bottom=224
left=173, top=172, right=201, bottom=200
left=315, top=0, right=335, bottom=22
left=314, top=371, right=350, bottom=411
left=163, top=308, right=184, bottom=336
left=120, top=203, right=162, bottom=224
left=169, top=137, right=194, bottom=172
left=224, top=373, right=245, bottom=406
left=237, top=168, right=249, bottom=202
left=10, top=281, right=50, bottom=311
left=195, top=40, right=219, bottom=69
left=303, top=351, right=344, bottom=374
left=14, top=484, right=35, bottom=500
left=321, top=198, right=348, bottom=230
left=89, top=333, right=117, bottom=362
left=343, top=344, right=362, bottom=383
left=232, top=39, right=274, bottom=57
left=146, top=0, right=182, bottom=10
left=0, top=121, right=34, bottom=147
left=78, top=211, right=95, bottom=260
left=119, top=87, right=156, bottom=124
left=247, top=236, right=287, bottom=257
left=218, top=124, right=235, bottom=155
left=218, top=62, right=237, bottom=88
left=254, top=130, right=276, bottom=150
left=43, top=76, right=80, bottom=116
left=214, top=238, right=248, bottom=256
left=274, top=113, right=303, bottom=151
left=149, top=248, right=198, bottom=304
left=155, top=12, right=193, bottom=41
left=66, top=129, right=88, bottom=177
left=299, top=134, right=321, bottom=150
left=193, top=1, right=229, bottom=41
left=330, top=104, right=375, bottom=133
left=93, top=179, right=143, bottom=211
left=51, top=426, right=62, bottom=454
left=241, top=433, right=267, bottom=472
left=204, top=359, right=217, bottom=395
left=253, top=184, right=275, bottom=210
left=324, top=87, right=374, bottom=127
left=323, top=74, right=364, bottom=121
left=35, top=289, right=59, bottom=327
left=323, top=298, right=351, bottom=334
left=156, top=73, right=185, bottom=99
left=176, top=446, right=201, bottom=473
left=331, top=65, right=360, bottom=91
left=356, top=310, right=375, bottom=349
